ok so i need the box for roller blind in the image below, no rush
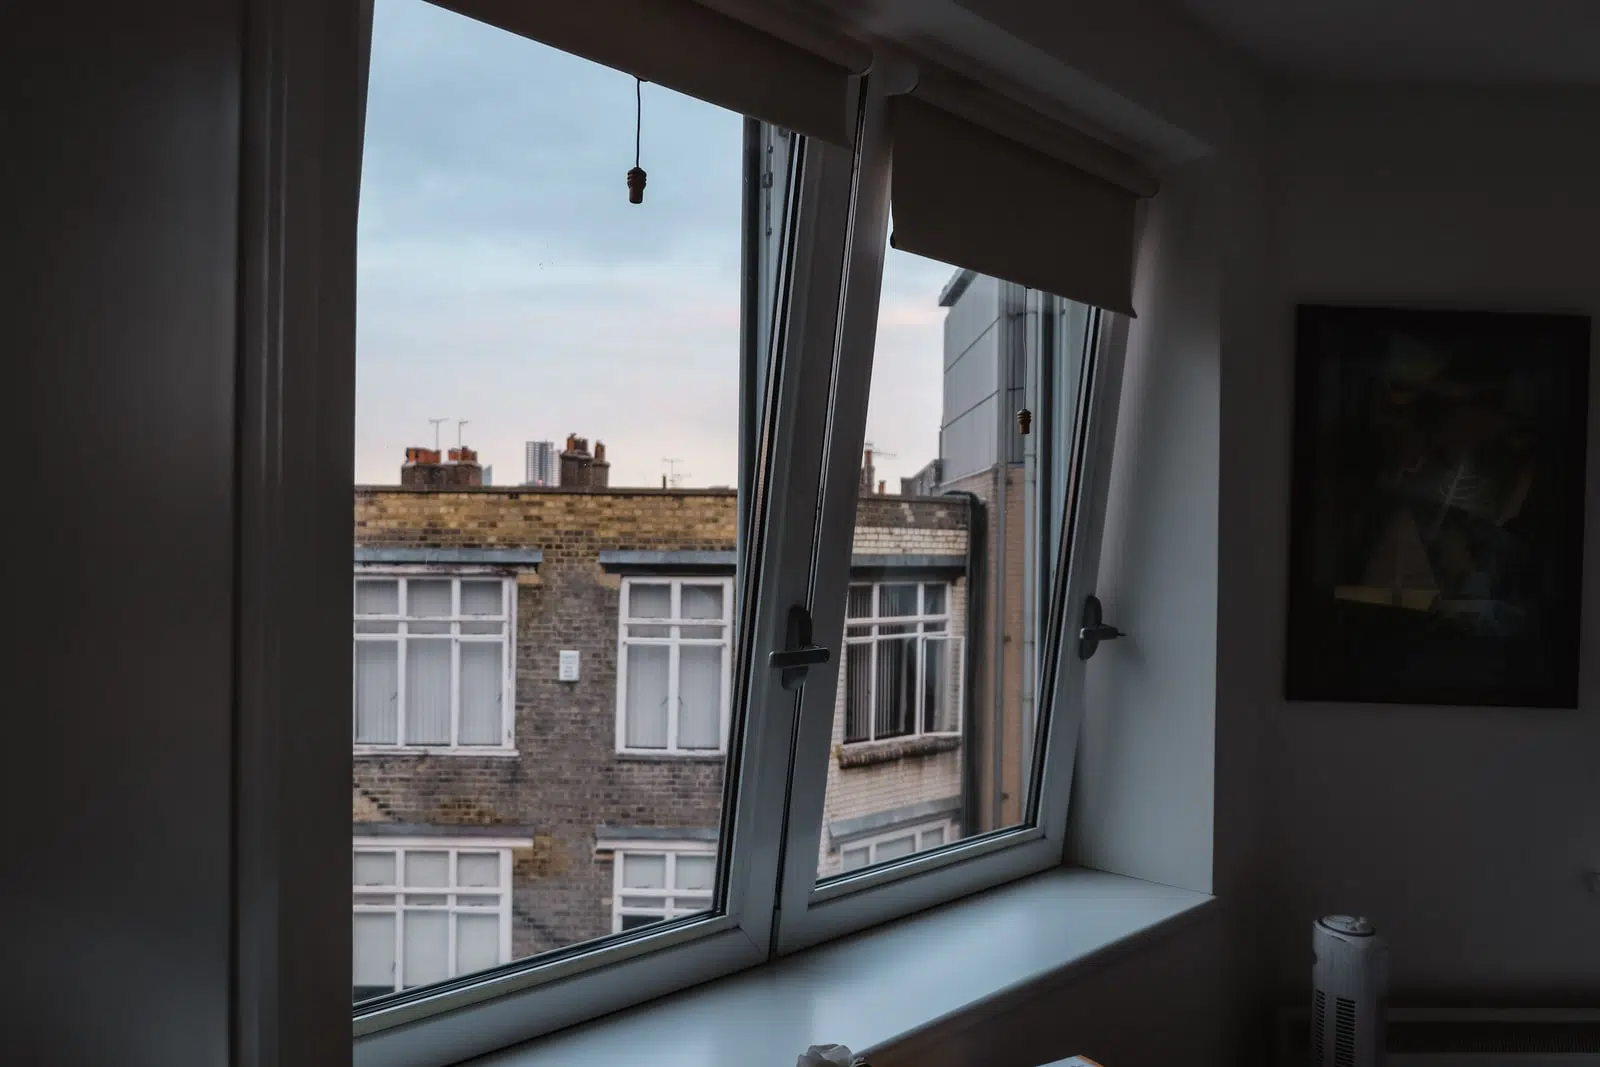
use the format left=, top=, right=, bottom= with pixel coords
left=432, top=0, right=863, bottom=145
left=887, top=93, right=1153, bottom=315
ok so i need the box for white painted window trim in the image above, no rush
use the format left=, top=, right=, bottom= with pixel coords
left=352, top=837, right=525, bottom=999
left=614, top=576, right=735, bottom=756
left=352, top=570, right=517, bottom=753
left=841, top=580, right=962, bottom=744
left=604, top=841, right=720, bottom=934
left=836, top=819, right=959, bottom=873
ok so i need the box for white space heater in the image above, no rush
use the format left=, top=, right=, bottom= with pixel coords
left=1311, top=915, right=1388, bottom=1067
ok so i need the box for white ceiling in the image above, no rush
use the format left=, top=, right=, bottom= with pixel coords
left=1171, top=0, right=1600, bottom=84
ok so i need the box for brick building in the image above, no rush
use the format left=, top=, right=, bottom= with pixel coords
left=351, top=463, right=974, bottom=1001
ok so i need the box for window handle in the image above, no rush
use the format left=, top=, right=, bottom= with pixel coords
left=769, top=604, right=829, bottom=690
left=1077, top=595, right=1125, bottom=660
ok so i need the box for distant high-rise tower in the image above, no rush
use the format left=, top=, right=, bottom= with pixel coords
left=524, top=440, right=559, bottom=487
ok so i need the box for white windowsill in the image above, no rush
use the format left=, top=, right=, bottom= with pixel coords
left=354, top=746, right=520, bottom=758
left=469, top=868, right=1215, bottom=1067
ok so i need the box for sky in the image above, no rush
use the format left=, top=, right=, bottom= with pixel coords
left=356, top=0, right=956, bottom=489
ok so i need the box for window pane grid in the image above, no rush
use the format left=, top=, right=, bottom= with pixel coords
left=842, top=582, right=961, bottom=743
left=353, top=575, right=511, bottom=749
left=611, top=849, right=717, bottom=933
left=618, top=578, right=733, bottom=754
left=353, top=845, right=511, bottom=1000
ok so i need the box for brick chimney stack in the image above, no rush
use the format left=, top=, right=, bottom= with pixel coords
left=560, top=434, right=593, bottom=488
left=592, top=440, right=610, bottom=488
left=402, top=444, right=482, bottom=488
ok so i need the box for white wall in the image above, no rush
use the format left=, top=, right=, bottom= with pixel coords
left=1070, top=158, right=1222, bottom=897
left=1256, top=86, right=1600, bottom=997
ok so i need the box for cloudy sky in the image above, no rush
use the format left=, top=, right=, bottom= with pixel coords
left=356, top=0, right=956, bottom=489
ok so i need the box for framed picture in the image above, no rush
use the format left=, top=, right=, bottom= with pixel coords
left=1286, top=305, right=1591, bottom=707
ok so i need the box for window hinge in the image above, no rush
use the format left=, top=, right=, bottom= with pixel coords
left=1077, top=595, right=1125, bottom=660
left=769, top=604, right=829, bottom=689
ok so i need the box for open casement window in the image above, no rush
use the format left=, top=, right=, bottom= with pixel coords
left=350, top=1, right=862, bottom=1063
left=771, top=67, right=1141, bottom=954
left=335, top=2, right=1145, bottom=1062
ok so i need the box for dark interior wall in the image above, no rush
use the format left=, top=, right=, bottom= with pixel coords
left=1257, top=86, right=1600, bottom=1000
left=1, top=1, right=243, bottom=1063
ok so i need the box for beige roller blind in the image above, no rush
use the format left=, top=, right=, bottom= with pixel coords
left=431, top=0, right=863, bottom=146
left=888, top=93, right=1152, bottom=315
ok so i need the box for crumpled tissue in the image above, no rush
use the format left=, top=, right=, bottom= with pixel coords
left=796, top=1044, right=859, bottom=1067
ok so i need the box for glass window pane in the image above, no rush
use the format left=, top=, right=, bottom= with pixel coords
left=677, top=646, right=722, bottom=749
left=402, top=911, right=450, bottom=988
left=873, top=636, right=916, bottom=740
left=675, top=854, right=715, bottom=892
left=458, top=642, right=503, bottom=745
left=408, top=579, right=452, bottom=618
left=874, top=834, right=916, bottom=863
left=460, top=580, right=502, bottom=616
left=456, top=913, right=501, bottom=976
left=819, top=248, right=1084, bottom=881
left=680, top=584, right=724, bottom=620
left=457, top=853, right=500, bottom=887
left=843, top=643, right=872, bottom=744
left=405, top=851, right=450, bottom=888
left=621, top=854, right=666, bottom=890
left=624, top=645, right=670, bottom=749
left=354, top=642, right=399, bottom=744
left=620, top=914, right=659, bottom=931
left=404, top=639, right=452, bottom=746
left=879, top=584, right=919, bottom=617
left=628, top=624, right=672, bottom=639
left=628, top=584, right=671, bottom=620
left=353, top=912, right=396, bottom=996
left=353, top=0, right=753, bottom=992
left=353, top=852, right=396, bottom=886
left=356, top=579, right=400, bottom=615
left=679, top=624, right=722, bottom=639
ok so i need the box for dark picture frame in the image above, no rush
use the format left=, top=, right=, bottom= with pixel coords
left=1286, top=305, right=1591, bottom=707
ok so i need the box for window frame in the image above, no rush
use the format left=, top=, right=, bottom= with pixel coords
left=347, top=71, right=865, bottom=1066
left=770, top=66, right=1132, bottom=953
left=836, top=819, right=957, bottom=873
left=841, top=580, right=961, bottom=745
left=605, top=840, right=720, bottom=934
left=352, top=568, right=517, bottom=754
left=234, top=2, right=1142, bottom=1058
left=615, top=576, right=736, bottom=756
left=352, top=837, right=522, bottom=1001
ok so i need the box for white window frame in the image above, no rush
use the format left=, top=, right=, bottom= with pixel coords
left=615, top=576, right=736, bottom=755
left=352, top=569, right=516, bottom=754
left=605, top=841, right=719, bottom=934
left=769, top=66, right=1129, bottom=955
left=352, top=837, right=521, bottom=1000
left=228, top=4, right=1137, bottom=1057
left=836, top=819, right=958, bottom=873
left=841, top=580, right=962, bottom=744
left=349, top=78, right=862, bottom=1066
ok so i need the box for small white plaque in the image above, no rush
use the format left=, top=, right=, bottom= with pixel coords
left=558, top=649, right=580, bottom=682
